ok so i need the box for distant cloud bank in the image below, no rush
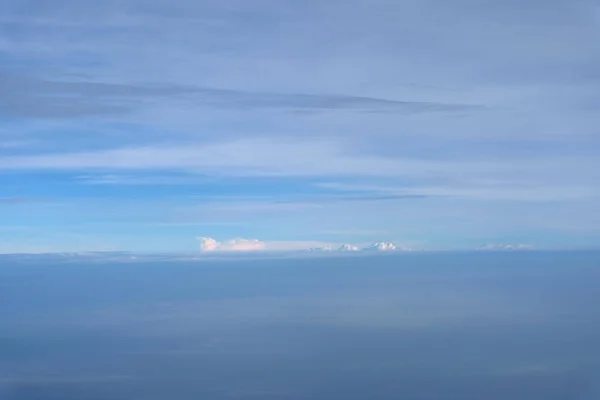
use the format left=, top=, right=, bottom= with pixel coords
left=197, top=237, right=266, bottom=252
left=478, top=244, right=535, bottom=251
left=310, top=242, right=399, bottom=252
left=365, top=242, right=398, bottom=251
left=198, top=237, right=404, bottom=253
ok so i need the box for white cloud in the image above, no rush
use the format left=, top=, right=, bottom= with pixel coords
left=338, top=244, right=361, bottom=251
left=197, top=237, right=265, bottom=252
left=196, top=237, right=406, bottom=253
left=306, top=242, right=404, bottom=252
left=197, top=237, right=220, bottom=252
left=220, top=238, right=266, bottom=252
left=197, top=237, right=340, bottom=253
left=365, top=242, right=398, bottom=251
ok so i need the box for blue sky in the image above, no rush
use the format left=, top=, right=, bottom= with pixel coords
left=1, top=0, right=599, bottom=253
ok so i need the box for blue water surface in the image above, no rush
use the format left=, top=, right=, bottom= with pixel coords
left=1, top=251, right=599, bottom=399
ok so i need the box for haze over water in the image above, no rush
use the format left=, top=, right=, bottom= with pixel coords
left=1, top=251, right=599, bottom=399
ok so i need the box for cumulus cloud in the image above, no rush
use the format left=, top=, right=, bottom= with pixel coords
left=197, top=237, right=266, bottom=252
left=338, top=244, right=361, bottom=251
left=365, top=242, right=398, bottom=251
left=197, top=237, right=220, bottom=252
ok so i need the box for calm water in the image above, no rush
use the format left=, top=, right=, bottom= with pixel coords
left=1, top=252, right=599, bottom=399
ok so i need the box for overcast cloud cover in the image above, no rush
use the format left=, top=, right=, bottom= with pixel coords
left=1, top=0, right=599, bottom=253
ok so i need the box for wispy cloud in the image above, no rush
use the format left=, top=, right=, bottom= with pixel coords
left=0, top=140, right=36, bottom=149
left=74, top=173, right=210, bottom=185
left=0, top=197, right=50, bottom=205
left=0, top=138, right=453, bottom=175
left=3, top=137, right=596, bottom=182
left=0, top=71, right=481, bottom=120
left=316, top=182, right=600, bottom=202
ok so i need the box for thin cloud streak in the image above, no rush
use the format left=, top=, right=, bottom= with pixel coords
left=0, top=71, right=481, bottom=120
left=316, top=182, right=600, bottom=202
left=0, top=197, right=51, bottom=205
left=1, top=138, right=592, bottom=178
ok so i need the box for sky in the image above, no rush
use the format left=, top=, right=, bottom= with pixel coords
left=1, top=0, right=599, bottom=253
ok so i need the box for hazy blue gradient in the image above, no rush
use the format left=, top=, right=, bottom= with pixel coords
left=1, top=252, right=599, bottom=399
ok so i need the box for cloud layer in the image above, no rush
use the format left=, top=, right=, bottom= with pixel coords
left=197, top=237, right=404, bottom=253
left=1, top=0, right=599, bottom=252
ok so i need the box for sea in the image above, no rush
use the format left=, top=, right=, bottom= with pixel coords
left=1, top=251, right=599, bottom=399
